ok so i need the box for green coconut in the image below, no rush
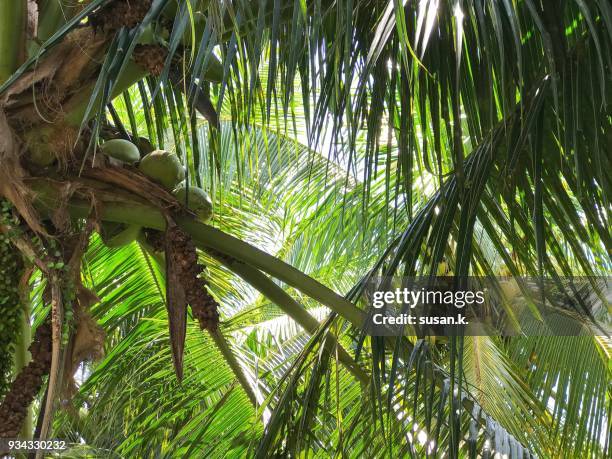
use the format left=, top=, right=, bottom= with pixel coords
left=100, top=222, right=141, bottom=248
left=139, top=150, right=185, bottom=190
left=23, top=130, right=56, bottom=166
left=100, top=139, right=140, bottom=163
left=27, top=147, right=56, bottom=167
left=173, top=184, right=213, bottom=222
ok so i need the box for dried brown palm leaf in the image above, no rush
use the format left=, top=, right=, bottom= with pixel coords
left=164, top=223, right=188, bottom=381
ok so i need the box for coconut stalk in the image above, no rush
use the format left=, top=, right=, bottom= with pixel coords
left=207, top=252, right=369, bottom=383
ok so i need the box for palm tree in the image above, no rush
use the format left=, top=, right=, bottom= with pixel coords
left=0, top=0, right=609, bottom=457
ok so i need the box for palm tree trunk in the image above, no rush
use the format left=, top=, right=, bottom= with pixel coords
left=15, top=268, right=33, bottom=439
left=0, top=0, right=26, bottom=82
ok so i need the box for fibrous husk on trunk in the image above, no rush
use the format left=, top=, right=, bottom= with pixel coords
left=62, top=308, right=105, bottom=401
left=0, top=108, right=46, bottom=234
left=57, top=220, right=105, bottom=402
left=2, top=26, right=109, bottom=125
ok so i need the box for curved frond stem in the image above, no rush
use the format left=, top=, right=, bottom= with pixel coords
left=179, top=219, right=366, bottom=327
left=208, top=329, right=259, bottom=406
left=209, top=252, right=369, bottom=383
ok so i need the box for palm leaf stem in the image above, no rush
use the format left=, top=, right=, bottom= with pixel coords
left=209, top=252, right=369, bottom=383
left=28, top=178, right=366, bottom=327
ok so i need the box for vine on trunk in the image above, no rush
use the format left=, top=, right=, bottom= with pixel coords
left=0, top=321, right=52, bottom=438
left=0, top=200, right=25, bottom=397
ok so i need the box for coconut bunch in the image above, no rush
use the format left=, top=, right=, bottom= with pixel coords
left=0, top=322, right=52, bottom=438
left=97, top=137, right=213, bottom=249
left=0, top=203, right=25, bottom=397
left=98, top=137, right=219, bottom=366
